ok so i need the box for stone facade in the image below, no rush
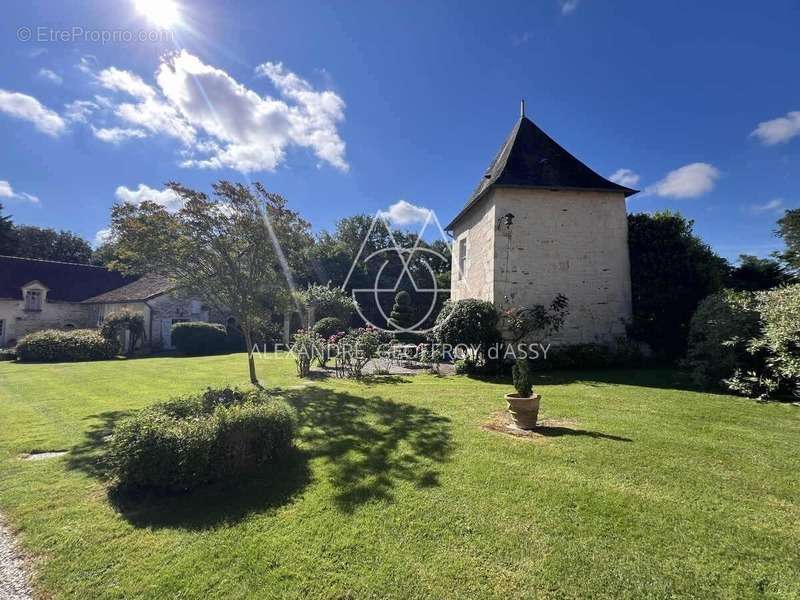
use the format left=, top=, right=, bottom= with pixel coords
left=451, top=187, right=632, bottom=345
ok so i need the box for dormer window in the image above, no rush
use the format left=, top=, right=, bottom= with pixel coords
left=25, top=290, right=43, bottom=311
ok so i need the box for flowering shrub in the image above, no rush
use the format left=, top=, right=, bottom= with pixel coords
left=290, top=329, right=324, bottom=377
left=416, top=342, right=444, bottom=373
left=334, top=327, right=384, bottom=378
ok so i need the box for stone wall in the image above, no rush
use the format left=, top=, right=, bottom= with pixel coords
left=450, top=197, right=495, bottom=303
left=448, top=187, right=632, bottom=345
left=492, top=187, right=632, bottom=344
left=0, top=299, right=92, bottom=346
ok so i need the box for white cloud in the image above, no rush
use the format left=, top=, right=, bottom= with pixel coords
left=94, top=227, right=113, bottom=247
left=0, top=89, right=66, bottom=136
left=751, top=111, right=800, bottom=146
left=751, top=198, right=786, bottom=215
left=69, top=51, right=349, bottom=173
left=64, top=99, right=99, bottom=123
left=115, top=184, right=183, bottom=211
left=559, top=0, right=579, bottom=15
left=0, top=180, right=40, bottom=204
left=38, top=68, right=63, bottom=85
left=645, top=162, right=719, bottom=199
left=609, top=168, right=640, bottom=188
left=95, top=66, right=156, bottom=100
left=92, top=126, right=148, bottom=143
left=379, top=200, right=433, bottom=226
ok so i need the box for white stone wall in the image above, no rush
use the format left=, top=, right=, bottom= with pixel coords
left=0, top=299, right=91, bottom=346
left=450, top=197, right=495, bottom=303
left=449, top=187, right=632, bottom=345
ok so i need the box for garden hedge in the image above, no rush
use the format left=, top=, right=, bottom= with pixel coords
left=16, top=329, right=118, bottom=362
left=108, top=386, right=297, bottom=491
left=171, top=321, right=228, bottom=355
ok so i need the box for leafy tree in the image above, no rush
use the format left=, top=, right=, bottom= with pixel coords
left=775, top=208, right=800, bottom=273
left=627, top=211, right=729, bottom=361
left=729, top=254, right=793, bottom=291
left=0, top=203, right=13, bottom=255
left=7, top=225, right=93, bottom=264
left=110, top=180, right=312, bottom=385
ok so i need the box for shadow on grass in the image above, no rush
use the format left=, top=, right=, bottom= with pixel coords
left=65, top=384, right=454, bottom=527
left=284, top=386, right=453, bottom=513
left=533, top=426, right=632, bottom=442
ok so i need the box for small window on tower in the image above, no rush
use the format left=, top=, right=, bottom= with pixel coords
left=458, top=238, right=467, bottom=281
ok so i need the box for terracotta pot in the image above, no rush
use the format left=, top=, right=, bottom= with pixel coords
left=505, top=393, right=541, bottom=430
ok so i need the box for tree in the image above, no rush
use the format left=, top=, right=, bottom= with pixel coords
left=0, top=203, right=14, bottom=255
left=729, top=254, right=793, bottom=291
left=775, top=208, right=800, bottom=273
left=110, top=180, right=312, bottom=385
left=627, top=211, right=729, bottom=361
left=8, top=225, right=93, bottom=264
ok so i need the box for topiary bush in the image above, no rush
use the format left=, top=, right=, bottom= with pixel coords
left=312, top=317, right=345, bottom=340
left=512, top=358, right=533, bottom=396
left=171, top=322, right=228, bottom=355
left=16, top=329, right=118, bottom=362
left=108, top=386, right=297, bottom=492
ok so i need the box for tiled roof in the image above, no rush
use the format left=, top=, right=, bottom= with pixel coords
left=0, top=255, right=134, bottom=302
left=81, top=273, right=173, bottom=303
left=446, top=115, right=637, bottom=230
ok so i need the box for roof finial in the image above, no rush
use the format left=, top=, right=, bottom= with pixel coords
left=520, top=98, right=525, bottom=118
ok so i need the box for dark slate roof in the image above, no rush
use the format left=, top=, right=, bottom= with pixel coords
left=81, top=273, right=173, bottom=304
left=0, top=255, right=135, bottom=302
left=446, top=115, right=638, bottom=230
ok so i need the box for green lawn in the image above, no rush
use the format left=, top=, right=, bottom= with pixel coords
left=0, top=354, right=798, bottom=599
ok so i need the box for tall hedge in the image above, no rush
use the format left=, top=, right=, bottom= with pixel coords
left=171, top=322, right=228, bottom=355
left=16, top=329, right=118, bottom=362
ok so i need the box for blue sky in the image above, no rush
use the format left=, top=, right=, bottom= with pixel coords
left=1, top=0, right=798, bottom=260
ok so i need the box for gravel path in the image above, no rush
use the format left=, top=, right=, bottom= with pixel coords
left=0, top=517, right=32, bottom=600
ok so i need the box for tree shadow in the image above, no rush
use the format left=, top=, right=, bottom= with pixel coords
left=65, top=385, right=453, bottom=526
left=282, top=386, right=453, bottom=513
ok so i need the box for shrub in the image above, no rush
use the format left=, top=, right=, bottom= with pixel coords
left=454, top=357, right=478, bottom=375
left=296, top=283, right=356, bottom=322
left=334, top=327, right=384, bottom=378
left=434, top=299, right=499, bottom=362
left=108, top=386, right=296, bottom=491
left=101, top=309, right=145, bottom=354
left=532, top=339, right=647, bottom=371
left=290, top=329, right=323, bottom=377
left=312, top=317, right=345, bottom=340
left=171, top=322, right=228, bottom=355
left=512, top=358, right=533, bottom=396
left=16, top=329, right=117, bottom=362
left=0, top=348, right=17, bottom=361
left=685, top=290, right=761, bottom=388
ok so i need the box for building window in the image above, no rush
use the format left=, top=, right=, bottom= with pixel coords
left=458, top=238, right=467, bottom=281
left=24, top=290, right=42, bottom=311
left=63, top=324, right=75, bottom=331
left=190, top=300, right=202, bottom=314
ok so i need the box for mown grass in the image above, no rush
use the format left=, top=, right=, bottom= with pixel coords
left=0, top=354, right=798, bottom=599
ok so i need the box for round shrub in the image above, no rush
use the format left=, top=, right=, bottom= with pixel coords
left=16, top=329, right=118, bottom=363
left=108, top=386, right=297, bottom=491
left=685, top=290, right=761, bottom=388
left=434, top=299, right=499, bottom=360
left=171, top=322, right=227, bottom=355
left=312, top=317, right=345, bottom=340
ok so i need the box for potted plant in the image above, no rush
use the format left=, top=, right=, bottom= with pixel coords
left=505, top=358, right=540, bottom=429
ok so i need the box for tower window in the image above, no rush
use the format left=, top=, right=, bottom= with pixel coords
left=458, top=238, right=467, bottom=281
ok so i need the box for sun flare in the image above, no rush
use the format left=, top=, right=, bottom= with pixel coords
left=134, top=0, right=181, bottom=28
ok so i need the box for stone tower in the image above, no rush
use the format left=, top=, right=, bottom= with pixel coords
left=446, top=108, right=637, bottom=344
